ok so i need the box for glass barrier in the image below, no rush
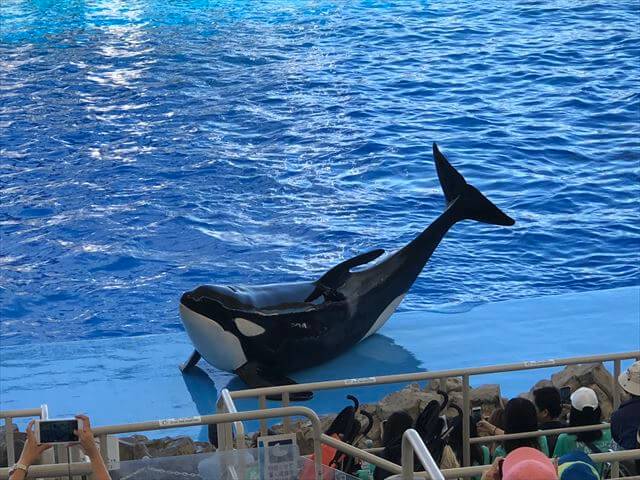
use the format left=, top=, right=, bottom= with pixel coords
left=110, top=446, right=360, bottom=480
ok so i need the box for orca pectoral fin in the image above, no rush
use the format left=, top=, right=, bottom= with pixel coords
left=180, top=350, right=202, bottom=372
left=235, top=362, right=313, bottom=401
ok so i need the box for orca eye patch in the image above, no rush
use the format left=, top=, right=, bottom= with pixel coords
left=234, top=317, right=265, bottom=337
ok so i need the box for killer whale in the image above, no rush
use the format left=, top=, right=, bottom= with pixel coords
left=179, top=143, right=515, bottom=397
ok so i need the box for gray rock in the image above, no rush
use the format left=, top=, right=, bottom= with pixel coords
left=379, top=384, right=442, bottom=422
left=470, top=384, right=501, bottom=406
left=194, top=442, right=215, bottom=454
left=147, top=436, right=196, bottom=457
left=118, top=435, right=151, bottom=461
left=0, top=425, right=26, bottom=467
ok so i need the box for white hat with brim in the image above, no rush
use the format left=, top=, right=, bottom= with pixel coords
left=619, top=361, right=640, bottom=396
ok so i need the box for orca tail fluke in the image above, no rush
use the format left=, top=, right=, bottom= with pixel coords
left=433, top=142, right=515, bottom=226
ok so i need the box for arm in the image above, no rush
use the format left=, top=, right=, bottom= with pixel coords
left=74, top=414, right=111, bottom=480
left=9, top=420, right=52, bottom=480
left=480, top=457, right=503, bottom=480
left=477, top=420, right=504, bottom=437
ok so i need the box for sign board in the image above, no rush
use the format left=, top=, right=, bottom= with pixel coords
left=158, top=415, right=202, bottom=427
left=257, top=433, right=298, bottom=480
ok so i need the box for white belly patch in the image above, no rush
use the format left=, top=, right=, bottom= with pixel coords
left=179, top=304, right=247, bottom=372
left=362, top=294, right=406, bottom=339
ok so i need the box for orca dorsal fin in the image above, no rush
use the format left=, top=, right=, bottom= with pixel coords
left=304, top=249, right=385, bottom=302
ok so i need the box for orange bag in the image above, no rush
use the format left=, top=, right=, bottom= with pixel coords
left=298, top=434, right=341, bottom=480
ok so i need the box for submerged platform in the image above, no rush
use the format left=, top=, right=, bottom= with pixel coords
left=1, top=286, right=638, bottom=439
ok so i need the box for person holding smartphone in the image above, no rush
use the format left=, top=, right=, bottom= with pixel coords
left=9, top=414, right=111, bottom=480
left=533, top=386, right=566, bottom=455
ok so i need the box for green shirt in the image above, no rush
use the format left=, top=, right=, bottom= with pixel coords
left=492, top=435, right=550, bottom=460
left=552, top=428, right=612, bottom=474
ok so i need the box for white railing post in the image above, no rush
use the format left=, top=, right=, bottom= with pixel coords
left=401, top=429, right=444, bottom=480
left=282, top=392, right=291, bottom=433
left=611, top=359, right=622, bottom=480
left=258, top=395, right=268, bottom=436
left=4, top=418, right=14, bottom=467
left=462, top=374, right=471, bottom=468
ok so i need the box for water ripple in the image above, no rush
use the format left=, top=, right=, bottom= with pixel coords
left=1, top=0, right=639, bottom=344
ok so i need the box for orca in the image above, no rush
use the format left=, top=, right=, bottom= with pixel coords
left=179, top=143, right=514, bottom=399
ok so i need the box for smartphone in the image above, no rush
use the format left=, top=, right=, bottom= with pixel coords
left=35, top=418, right=82, bottom=444
left=560, top=386, right=571, bottom=404
left=471, top=406, right=482, bottom=424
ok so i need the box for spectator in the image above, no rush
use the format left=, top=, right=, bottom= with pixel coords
left=478, top=408, right=506, bottom=457
left=481, top=398, right=549, bottom=459
left=553, top=387, right=611, bottom=475
left=557, top=451, right=599, bottom=480
left=449, top=417, right=490, bottom=469
left=611, top=361, right=640, bottom=450
left=9, top=415, right=111, bottom=480
left=449, top=418, right=489, bottom=480
left=533, top=386, right=566, bottom=454
left=8, top=420, right=52, bottom=480
left=373, top=411, right=413, bottom=480
left=481, top=447, right=558, bottom=480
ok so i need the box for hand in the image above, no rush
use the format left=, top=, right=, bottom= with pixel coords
left=74, top=414, right=99, bottom=458
left=477, top=420, right=503, bottom=437
left=481, top=457, right=503, bottom=480
left=18, top=420, right=52, bottom=467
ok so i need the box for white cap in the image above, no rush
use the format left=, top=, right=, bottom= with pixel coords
left=570, top=387, right=599, bottom=411
left=618, top=361, right=640, bottom=396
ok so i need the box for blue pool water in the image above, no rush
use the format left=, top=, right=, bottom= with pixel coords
left=1, top=0, right=638, bottom=345
left=1, top=0, right=639, bottom=426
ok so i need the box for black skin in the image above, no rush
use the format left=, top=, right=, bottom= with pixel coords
left=180, top=143, right=515, bottom=375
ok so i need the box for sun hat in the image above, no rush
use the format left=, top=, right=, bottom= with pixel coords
left=618, top=361, right=640, bottom=396
left=557, top=451, right=599, bottom=480
left=502, top=447, right=558, bottom=480
left=570, top=387, right=599, bottom=411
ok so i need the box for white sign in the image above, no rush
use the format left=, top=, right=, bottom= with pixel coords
left=344, top=377, right=376, bottom=385
left=158, top=416, right=202, bottom=427
left=524, top=359, right=556, bottom=367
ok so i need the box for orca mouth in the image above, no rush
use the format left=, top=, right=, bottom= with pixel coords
left=180, top=290, right=199, bottom=310
left=179, top=289, right=234, bottom=332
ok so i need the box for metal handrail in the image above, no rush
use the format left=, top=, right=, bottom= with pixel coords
left=401, top=429, right=445, bottom=480
left=0, top=407, right=325, bottom=480
left=0, top=408, right=44, bottom=419
left=321, top=433, right=403, bottom=474
left=469, top=422, right=610, bottom=444
left=216, top=389, right=246, bottom=450
left=228, top=351, right=637, bottom=398
left=228, top=351, right=639, bottom=468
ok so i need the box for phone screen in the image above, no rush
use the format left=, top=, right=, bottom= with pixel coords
left=471, top=407, right=482, bottom=424
left=39, top=420, right=79, bottom=443
left=560, top=386, right=571, bottom=403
